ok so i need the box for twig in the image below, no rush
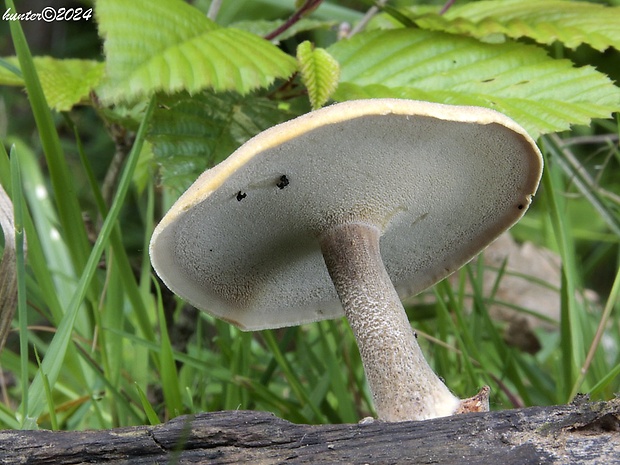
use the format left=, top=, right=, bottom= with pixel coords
left=348, top=0, right=388, bottom=37
left=264, top=0, right=323, bottom=41
left=439, top=0, right=457, bottom=15
left=101, top=125, right=135, bottom=208
left=550, top=134, right=620, bottom=205
left=558, top=134, right=619, bottom=147
left=349, top=0, right=456, bottom=38
left=207, top=0, right=223, bottom=21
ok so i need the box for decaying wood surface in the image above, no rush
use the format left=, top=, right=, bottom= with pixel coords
left=0, top=398, right=618, bottom=464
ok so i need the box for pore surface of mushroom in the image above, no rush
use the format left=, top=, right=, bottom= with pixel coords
left=150, top=99, right=543, bottom=421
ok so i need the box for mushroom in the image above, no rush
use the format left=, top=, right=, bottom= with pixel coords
left=149, top=99, right=543, bottom=421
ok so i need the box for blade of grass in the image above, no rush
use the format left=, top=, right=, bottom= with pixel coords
left=232, top=376, right=307, bottom=423
left=544, top=134, right=620, bottom=236
left=3, top=143, right=97, bottom=418
left=261, top=329, right=327, bottom=423
left=154, top=279, right=183, bottom=418
left=301, top=370, right=332, bottom=421
left=223, top=331, right=252, bottom=411
left=10, top=146, right=28, bottom=425
left=259, top=327, right=298, bottom=386
left=94, top=255, right=123, bottom=424
left=540, top=145, right=582, bottom=403
left=0, top=56, right=22, bottom=77
left=140, top=178, right=156, bottom=296
left=433, top=280, right=479, bottom=385
left=67, top=116, right=156, bottom=343
left=430, top=279, right=456, bottom=385
left=135, top=383, right=161, bottom=425
left=19, top=96, right=156, bottom=428
left=70, top=339, right=144, bottom=426
left=318, top=321, right=358, bottom=423
left=33, top=347, right=57, bottom=430
left=7, top=0, right=91, bottom=275
left=569, top=263, right=620, bottom=400
left=14, top=142, right=81, bottom=322
left=465, top=263, right=534, bottom=406
left=513, top=356, right=556, bottom=406
left=0, top=144, right=65, bottom=326
left=103, top=327, right=220, bottom=374
left=0, top=402, right=20, bottom=429
left=589, top=362, right=620, bottom=399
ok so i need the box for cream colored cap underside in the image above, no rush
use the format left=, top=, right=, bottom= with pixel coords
left=150, top=99, right=542, bottom=330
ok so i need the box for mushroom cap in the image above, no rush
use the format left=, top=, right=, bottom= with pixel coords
left=150, top=99, right=543, bottom=330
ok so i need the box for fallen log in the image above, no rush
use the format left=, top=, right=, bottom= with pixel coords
left=0, top=398, right=618, bottom=464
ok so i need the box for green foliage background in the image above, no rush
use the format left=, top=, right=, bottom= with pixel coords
left=0, top=0, right=618, bottom=430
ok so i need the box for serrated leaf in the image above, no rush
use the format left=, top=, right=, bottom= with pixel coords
left=96, top=0, right=297, bottom=103
left=149, top=92, right=298, bottom=190
left=0, top=57, right=104, bottom=111
left=400, top=0, right=620, bottom=52
left=297, top=41, right=340, bottom=110
left=328, top=29, right=620, bottom=138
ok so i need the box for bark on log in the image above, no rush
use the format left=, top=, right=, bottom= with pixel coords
left=0, top=398, right=618, bottom=464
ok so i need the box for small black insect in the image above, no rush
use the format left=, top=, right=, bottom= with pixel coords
left=276, top=175, right=289, bottom=189
left=236, top=191, right=247, bottom=201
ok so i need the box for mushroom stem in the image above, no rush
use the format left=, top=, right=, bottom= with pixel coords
left=319, top=222, right=461, bottom=421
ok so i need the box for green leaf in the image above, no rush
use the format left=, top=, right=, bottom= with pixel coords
left=96, top=0, right=297, bottom=103
left=0, top=57, right=104, bottom=111
left=297, top=41, right=340, bottom=110
left=149, top=91, right=298, bottom=190
left=328, top=29, right=620, bottom=138
left=408, top=0, right=620, bottom=52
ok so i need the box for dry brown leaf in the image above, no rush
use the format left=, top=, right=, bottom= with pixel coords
left=0, top=184, right=19, bottom=353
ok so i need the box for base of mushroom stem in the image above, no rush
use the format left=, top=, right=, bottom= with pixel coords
left=363, top=386, right=491, bottom=423
left=455, top=385, right=491, bottom=414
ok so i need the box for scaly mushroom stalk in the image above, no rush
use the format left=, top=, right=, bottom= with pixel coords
left=319, top=222, right=460, bottom=421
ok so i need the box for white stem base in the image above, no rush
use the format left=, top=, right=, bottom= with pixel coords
left=319, top=222, right=461, bottom=421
